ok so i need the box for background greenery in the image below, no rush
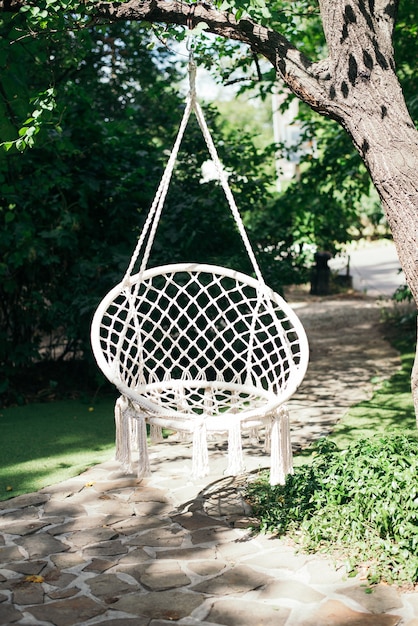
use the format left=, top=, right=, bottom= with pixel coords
left=1, top=1, right=417, bottom=405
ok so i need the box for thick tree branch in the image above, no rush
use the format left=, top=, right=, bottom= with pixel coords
left=0, top=0, right=332, bottom=114
left=97, top=1, right=333, bottom=110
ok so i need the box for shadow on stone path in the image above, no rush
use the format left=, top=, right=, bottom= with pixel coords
left=1, top=293, right=417, bottom=626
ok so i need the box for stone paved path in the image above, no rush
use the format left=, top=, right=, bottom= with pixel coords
left=1, top=294, right=417, bottom=626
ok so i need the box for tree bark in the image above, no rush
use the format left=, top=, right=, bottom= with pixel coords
left=2, top=0, right=418, bottom=417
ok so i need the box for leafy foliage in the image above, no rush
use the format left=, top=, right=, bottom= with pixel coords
left=246, top=434, right=418, bottom=585
left=394, top=0, right=418, bottom=123
left=0, top=15, right=287, bottom=402
left=0, top=18, right=185, bottom=399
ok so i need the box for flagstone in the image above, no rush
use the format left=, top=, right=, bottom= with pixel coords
left=154, top=545, right=217, bottom=560
left=42, top=500, right=87, bottom=517
left=92, top=478, right=140, bottom=493
left=116, top=547, right=150, bottom=565
left=43, top=570, right=77, bottom=589
left=12, top=580, right=44, bottom=605
left=296, top=599, right=401, bottom=626
left=7, top=560, right=47, bottom=576
left=112, top=589, right=205, bottom=620
left=92, top=617, right=149, bottom=626
left=337, top=584, right=403, bottom=613
left=172, top=511, right=227, bottom=531
left=111, top=515, right=166, bottom=534
left=127, top=526, right=187, bottom=548
left=0, top=602, right=23, bottom=624
left=258, top=579, right=325, bottom=603
left=186, top=560, right=228, bottom=578
left=191, top=564, right=272, bottom=595
left=1, top=520, right=50, bottom=536
left=27, top=596, right=106, bottom=626
left=83, top=539, right=128, bottom=557
left=67, top=527, right=119, bottom=548
left=132, top=501, right=173, bottom=516
left=128, top=486, right=170, bottom=503
left=15, top=534, right=68, bottom=559
left=48, top=587, right=79, bottom=600
left=49, top=515, right=109, bottom=535
left=138, top=560, right=191, bottom=591
left=0, top=493, right=49, bottom=511
left=205, top=598, right=291, bottom=626
left=190, top=526, right=244, bottom=546
left=50, top=552, right=88, bottom=570
left=0, top=545, right=27, bottom=564
left=83, top=558, right=115, bottom=572
left=243, top=546, right=308, bottom=571
left=0, top=506, right=43, bottom=524
left=86, top=572, right=139, bottom=599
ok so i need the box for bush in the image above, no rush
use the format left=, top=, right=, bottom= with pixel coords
left=245, top=434, right=418, bottom=585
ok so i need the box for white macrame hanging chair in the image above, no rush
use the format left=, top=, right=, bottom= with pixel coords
left=90, top=53, right=309, bottom=486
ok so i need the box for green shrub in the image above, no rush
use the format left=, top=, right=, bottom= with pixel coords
left=245, top=434, right=418, bottom=585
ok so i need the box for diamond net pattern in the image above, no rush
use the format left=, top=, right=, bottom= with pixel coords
left=92, top=264, right=308, bottom=420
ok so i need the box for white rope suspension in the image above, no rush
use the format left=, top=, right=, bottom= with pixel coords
left=122, top=94, right=194, bottom=285
left=122, top=51, right=265, bottom=286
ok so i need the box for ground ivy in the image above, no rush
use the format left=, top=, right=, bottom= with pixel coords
left=245, top=433, right=418, bottom=585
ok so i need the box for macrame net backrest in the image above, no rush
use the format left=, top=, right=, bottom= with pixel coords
left=90, top=52, right=309, bottom=485
left=92, top=263, right=308, bottom=423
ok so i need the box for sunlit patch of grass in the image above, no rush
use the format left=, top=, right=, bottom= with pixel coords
left=293, top=340, right=415, bottom=467
left=0, top=397, right=117, bottom=500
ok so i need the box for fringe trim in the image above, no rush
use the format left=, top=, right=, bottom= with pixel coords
left=264, top=421, right=271, bottom=454
left=192, top=419, right=209, bottom=479
left=249, top=427, right=260, bottom=445
left=269, top=404, right=293, bottom=486
left=225, top=418, right=244, bottom=476
left=114, top=396, right=132, bottom=473
left=137, top=413, right=151, bottom=478
left=150, top=423, right=164, bottom=444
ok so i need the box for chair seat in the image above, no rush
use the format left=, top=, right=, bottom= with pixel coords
left=117, top=378, right=280, bottom=424
left=91, top=263, right=309, bottom=484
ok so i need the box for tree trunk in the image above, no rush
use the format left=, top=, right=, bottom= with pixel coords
left=344, top=101, right=418, bottom=421
left=316, top=0, right=418, bottom=419
left=413, top=318, right=418, bottom=427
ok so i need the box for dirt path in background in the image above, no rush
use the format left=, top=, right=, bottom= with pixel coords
left=285, top=289, right=401, bottom=449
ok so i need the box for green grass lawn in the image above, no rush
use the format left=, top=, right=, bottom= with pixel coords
left=328, top=328, right=416, bottom=439
left=0, top=395, right=117, bottom=500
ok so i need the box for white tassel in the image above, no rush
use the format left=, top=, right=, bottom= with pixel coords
left=249, top=427, right=259, bottom=445
left=130, top=410, right=139, bottom=451
left=225, top=418, right=244, bottom=476
left=269, top=405, right=293, bottom=486
left=264, top=419, right=271, bottom=454
left=136, top=413, right=151, bottom=478
left=114, top=396, right=132, bottom=473
left=192, top=419, right=209, bottom=479
left=150, top=423, right=164, bottom=444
